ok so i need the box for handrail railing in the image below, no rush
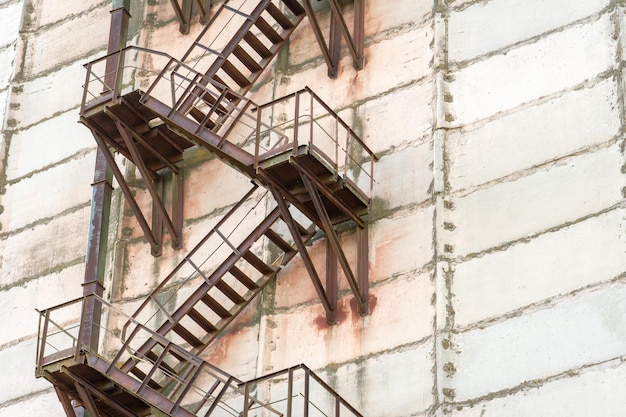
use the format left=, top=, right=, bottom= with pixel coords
left=36, top=293, right=279, bottom=417
left=253, top=87, right=378, bottom=202
left=80, top=46, right=174, bottom=114
left=122, top=183, right=265, bottom=336
left=240, top=364, right=363, bottom=417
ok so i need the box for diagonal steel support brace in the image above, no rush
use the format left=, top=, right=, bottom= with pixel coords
left=299, top=174, right=369, bottom=316
left=111, top=117, right=182, bottom=252
left=328, top=0, right=364, bottom=70
left=88, top=129, right=161, bottom=255
left=302, top=0, right=365, bottom=77
left=53, top=385, right=79, bottom=417
left=73, top=383, right=101, bottom=417
left=62, top=367, right=137, bottom=417
left=170, top=0, right=211, bottom=33
left=302, top=1, right=336, bottom=77
left=265, top=180, right=337, bottom=324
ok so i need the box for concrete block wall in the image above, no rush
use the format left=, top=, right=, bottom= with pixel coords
left=0, top=0, right=624, bottom=417
left=437, top=0, right=626, bottom=415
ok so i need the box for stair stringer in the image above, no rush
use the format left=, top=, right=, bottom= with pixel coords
left=115, top=185, right=318, bottom=380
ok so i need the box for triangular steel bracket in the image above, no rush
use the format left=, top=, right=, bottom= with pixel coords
left=298, top=173, right=369, bottom=316
left=82, top=117, right=183, bottom=257
left=303, top=0, right=365, bottom=78
left=169, top=0, right=212, bottom=34
left=261, top=173, right=338, bottom=324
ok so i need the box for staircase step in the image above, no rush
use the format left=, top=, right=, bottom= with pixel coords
left=189, top=106, right=216, bottom=130
left=187, top=308, right=218, bottom=333
left=243, top=32, right=273, bottom=59
left=242, top=251, right=275, bottom=275
left=172, top=323, right=204, bottom=348
left=201, top=294, right=233, bottom=319
left=189, top=106, right=205, bottom=123
left=200, top=91, right=229, bottom=115
left=254, top=17, right=284, bottom=44
left=266, top=2, right=295, bottom=30
left=211, top=74, right=231, bottom=91
left=233, top=45, right=263, bottom=73
left=264, top=229, right=295, bottom=254
left=281, top=0, right=305, bottom=15
left=129, top=366, right=163, bottom=391
left=215, top=280, right=247, bottom=305
left=229, top=265, right=260, bottom=291
left=221, top=60, right=252, bottom=88
left=144, top=350, right=177, bottom=376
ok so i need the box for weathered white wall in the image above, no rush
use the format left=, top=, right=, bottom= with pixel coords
left=0, top=0, right=624, bottom=416
left=438, top=0, right=626, bottom=415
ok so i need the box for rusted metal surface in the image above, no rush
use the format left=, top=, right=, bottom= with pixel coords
left=39, top=295, right=363, bottom=417
left=266, top=179, right=338, bottom=324
left=300, top=174, right=368, bottom=315
left=303, top=0, right=365, bottom=76
left=169, top=0, right=211, bottom=33
left=80, top=0, right=129, bottom=360
left=45, top=2, right=375, bottom=416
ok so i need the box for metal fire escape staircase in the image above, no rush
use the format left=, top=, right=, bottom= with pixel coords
left=36, top=1, right=374, bottom=416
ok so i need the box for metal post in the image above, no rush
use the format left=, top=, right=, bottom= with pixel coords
left=80, top=0, right=131, bottom=353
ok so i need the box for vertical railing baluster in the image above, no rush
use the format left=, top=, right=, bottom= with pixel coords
left=344, top=130, right=350, bottom=180
left=293, top=91, right=300, bottom=152
left=81, top=62, right=91, bottom=113
left=308, top=91, right=314, bottom=154
left=255, top=105, right=262, bottom=169
left=304, top=368, right=310, bottom=417
left=287, top=368, right=294, bottom=417
left=37, top=310, right=51, bottom=375
left=243, top=382, right=251, bottom=417
left=335, top=113, right=339, bottom=174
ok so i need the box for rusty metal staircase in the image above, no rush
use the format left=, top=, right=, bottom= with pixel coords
left=37, top=293, right=363, bottom=417
left=117, top=185, right=316, bottom=364
left=37, top=1, right=374, bottom=416
left=36, top=184, right=363, bottom=416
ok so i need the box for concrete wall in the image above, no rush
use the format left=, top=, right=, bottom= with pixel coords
left=0, top=0, right=624, bottom=416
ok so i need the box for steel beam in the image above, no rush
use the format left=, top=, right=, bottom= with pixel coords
left=301, top=0, right=336, bottom=75
left=328, top=0, right=342, bottom=78
left=74, top=383, right=101, bottom=417
left=62, top=367, right=138, bottom=417
left=80, top=0, right=129, bottom=355
left=53, top=385, right=78, bottom=417
left=89, top=130, right=161, bottom=255
left=112, top=117, right=182, bottom=250
left=265, top=181, right=337, bottom=324
left=327, top=0, right=363, bottom=70
left=300, top=174, right=368, bottom=316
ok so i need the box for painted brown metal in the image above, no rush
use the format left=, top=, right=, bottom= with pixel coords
left=169, top=0, right=211, bottom=33
left=44, top=2, right=373, bottom=416
left=80, top=0, right=129, bottom=360
left=265, top=179, right=337, bottom=324
left=300, top=174, right=368, bottom=315
left=302, top=0, right=365, bottom=76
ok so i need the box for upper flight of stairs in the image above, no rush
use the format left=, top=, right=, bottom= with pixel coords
left=81, top=0, right=305, bottom=178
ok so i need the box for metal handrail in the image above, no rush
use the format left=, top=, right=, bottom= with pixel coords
left=253, top=87, right=377, bottom=201
left=123, top=184, right=257, bottom=312
left=240, top=363, right=363, bottom=417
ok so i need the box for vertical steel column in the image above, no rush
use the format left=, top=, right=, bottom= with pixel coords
left=80, top=0, right=130, bottom=352
left=353, top=0, right=365, bottom=70
left=328, top=0, right=342, bottom=78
